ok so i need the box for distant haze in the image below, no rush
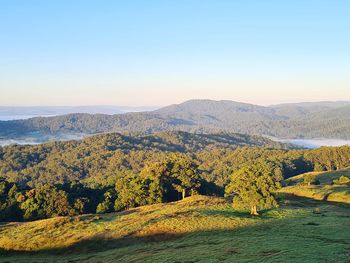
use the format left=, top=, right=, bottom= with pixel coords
left=0, top=106, right=159, bottom=121
left=273, top=138, right=350, bottom=149
left=1, top=99, right=350, bottom=147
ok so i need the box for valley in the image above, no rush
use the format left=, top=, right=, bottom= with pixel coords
left=1, top=100, right=350, bottom=144
left=0, top=111, right=349, bottom=262
left=3, top=1, right=350, bottom=262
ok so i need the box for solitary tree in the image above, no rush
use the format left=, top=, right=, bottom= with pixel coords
left=303, top=174, right=320, bottom=186
left=225, top=160, right=282, bottom=215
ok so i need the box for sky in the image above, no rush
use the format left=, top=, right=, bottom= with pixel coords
left=0, top=0, right=349, bottom=107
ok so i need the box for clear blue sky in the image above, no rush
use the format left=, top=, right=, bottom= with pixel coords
left=0, top=0, right=349, bottom=106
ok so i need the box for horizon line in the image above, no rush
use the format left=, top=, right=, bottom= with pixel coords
left=0, top=98, right=350, bottom=108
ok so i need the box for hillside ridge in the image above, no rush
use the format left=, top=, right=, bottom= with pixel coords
left=1, top=99, right=350, bottom=140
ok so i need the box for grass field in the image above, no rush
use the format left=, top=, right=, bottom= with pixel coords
left=0, top=192, right=349, bottom=263
left=280, top=169, right=350, bottom=204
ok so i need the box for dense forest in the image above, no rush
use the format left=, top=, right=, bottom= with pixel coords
left=1, top=100, right=350, bottom=141
left=1, top=131, right=350, bottom=221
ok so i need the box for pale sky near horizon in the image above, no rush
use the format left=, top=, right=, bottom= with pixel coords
left=0, top=0, right=349, bottom=107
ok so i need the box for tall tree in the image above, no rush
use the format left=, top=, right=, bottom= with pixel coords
left=140, top=153, right=201, bottom=201
left=225, top=160, right=282, bottom=215
left=114, top=172, right=161, bottom=211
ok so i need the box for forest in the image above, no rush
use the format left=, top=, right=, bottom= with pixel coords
left=1, top=131, right=350, bottom=221
left=1, top=100, right=350, bottom=141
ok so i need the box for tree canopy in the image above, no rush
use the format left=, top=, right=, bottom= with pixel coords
left=0, top=131, right=350, bottom=221
left=225, top=161, right=283, bottom=215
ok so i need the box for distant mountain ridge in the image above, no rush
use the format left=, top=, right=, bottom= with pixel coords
left=0, top=99, right=350, bottom=141
left=0, top=105, right=159, bottom=121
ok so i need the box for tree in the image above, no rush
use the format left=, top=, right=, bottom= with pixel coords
left=73, top=197, right=89, bottom=214
left=114, top=173, right=159, bottom=211
left=169, top=155, right=201, bottom=199
left=0, top=180, right=23, bottom=221
left=332, top=175, right=350, bottom=185
left=19, top=185, right=73, bottom=220
left=303, top=174, right=320, bottom=186
left=225, top=160, right=282, bottom=216
left=96, top=190, right=115, bottom=214
left=140, top=153, right=201, bottom=201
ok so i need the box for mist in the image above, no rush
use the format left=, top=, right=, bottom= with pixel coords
left=275, top=138, right=350, bottom=149
left=0, top=133, right=87, bottom=147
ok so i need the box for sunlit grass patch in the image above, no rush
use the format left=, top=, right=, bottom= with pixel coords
left=281, top=169, right=350, bottom=204
left=0, top=195, right=349, bottom=263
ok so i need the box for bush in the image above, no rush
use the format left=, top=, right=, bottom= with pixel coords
left=332, top=176, right=350, bottom=185
left=303, top=174, right=320, bottom=186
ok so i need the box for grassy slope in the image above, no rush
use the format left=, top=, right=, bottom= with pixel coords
left=281, top=169, right=350, bottom=204
left=0, top=195, right=349, bottom=263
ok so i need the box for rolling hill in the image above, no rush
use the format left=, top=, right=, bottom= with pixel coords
left=0, top=194, right=349, bottom=263
left=1, top=100, right=350, bottom=143
left=0, top=131, right=295, bottom=187
left=280, top=169, right=350, bottom=204
left=0, top=132, right=349, bottom=262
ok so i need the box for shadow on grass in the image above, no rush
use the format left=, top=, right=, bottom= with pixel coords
left=1, top=195, right=350, bottom=260
left=0, top=209, right=295, bottom=257
left=0, top=231, right=186, bottom=257
left=280, top=193, right=350, bottom=209
left=2, top=210, right=349, bottom=259
left=314, top=170, right=350, bottom=184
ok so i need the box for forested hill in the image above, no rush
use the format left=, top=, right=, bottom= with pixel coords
left=0, top=131, right=293, bottom=186
left=0, top=130, right=292, bottom=154
left=1, top=129, right=350, bottom=222
left=1, top=99, right=350, bottom=140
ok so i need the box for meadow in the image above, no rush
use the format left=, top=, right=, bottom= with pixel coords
left=1, top=167, right=350, bottom=263
left=1, top=194, right=349, bottom=262
left=281, top=169, right=350, bottom=204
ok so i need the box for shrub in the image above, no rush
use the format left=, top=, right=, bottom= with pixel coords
left=332, top=176, right=350, bottom=185
left=303, top=174, right=320, bottom=186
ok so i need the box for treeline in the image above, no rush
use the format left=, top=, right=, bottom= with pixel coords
left=0, top=153, right=202, bottom=221
left=1, top=131, right=350, bottom=221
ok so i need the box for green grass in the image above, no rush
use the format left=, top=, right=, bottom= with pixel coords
left=285, top=169, right=350, bottom=185
left=0, top=194, right=349, bottom=263
left=281, top=169, right=350, bottom=204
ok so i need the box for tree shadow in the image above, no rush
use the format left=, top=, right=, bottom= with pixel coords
left=1, top=195, right=350, bottom=262
left=281, top=193, right=350, bottom=208
left=1, top=209, right=348, bottom=260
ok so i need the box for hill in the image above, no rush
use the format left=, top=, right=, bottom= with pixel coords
left=0, top=194, right=349, bottom=262
left=0, top=105, right=158, bottom=121
left=1, top=130, right=350, bottom=223
left=270, top=101, right=350, bottom=118
left=1, top=135, right=350, bottom=262
left=0, top=131, right=295, bottom=187
left=1, top=100, right=350, bottom=142
left=280, top=169, right=350, bottom=204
